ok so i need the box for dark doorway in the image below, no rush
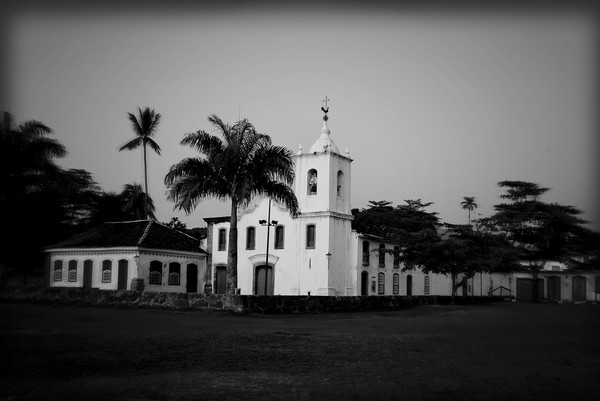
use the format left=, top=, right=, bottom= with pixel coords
left=406, top=275, right=413, bottom=296
left=186, top=264, right=198, bottom=293
left=547, top=276, right=561, bottom=302
left=516, top=278, right=544, bottom=302
left=83, top=260, right=93, bottom=289
left=572, top=276, right=586, bottom=302
left=255, top=265, right=274, bottom=295
left=215, top=266, right=227, bottom=294
left=360, top=271, right=369, bottom=296
left=118, top=260, right=128, bottom=290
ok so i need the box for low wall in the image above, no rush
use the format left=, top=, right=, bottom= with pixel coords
left=0, top=287, right=506, bottom=313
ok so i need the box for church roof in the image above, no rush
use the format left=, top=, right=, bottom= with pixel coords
left=45, top=220, right=206, bottom=254
left=309, top=120, right=340, bottom=154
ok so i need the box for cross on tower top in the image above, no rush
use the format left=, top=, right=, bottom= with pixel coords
left=321, top=96, right=330, bottom=121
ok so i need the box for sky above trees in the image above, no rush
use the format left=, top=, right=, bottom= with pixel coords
left=3, top=1, right=598, bottom=229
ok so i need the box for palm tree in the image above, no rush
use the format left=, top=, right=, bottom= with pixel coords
left=118, top=107, right=161, bottom=219
left=121, top=183, right=156, bottom=221
left=461, top=196, right=478, bottom=225
left=165, top=114, right=299, bottom=294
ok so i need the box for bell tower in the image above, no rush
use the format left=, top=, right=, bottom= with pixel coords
left=292, top=98, right=354, bottom=296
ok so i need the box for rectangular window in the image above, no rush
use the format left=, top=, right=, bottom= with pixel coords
left=378, top=244, right=386, bottom=267
left=102, top=260, right=112, bottom=283
left=218, top=228, right=227, bottom=251
left=274, top=226, right=285, bottom=249
left=424, top=276, right=430, bottom=295
left=393, top=246, right=400, bottom=268
left=362, top=241, right=370, bottom=266
left=53, top=260, right=63, bottom=282
left=246, top=227, right=256, bottom=250
left=68, top=260, right=77, bottom=282
left=169, top=263, right=181, bottom=285
left=378, top=272, right=385, bottom=295
left=306, top=225, right=316, bottom=249
left=393, top=273, right=399, bottom=295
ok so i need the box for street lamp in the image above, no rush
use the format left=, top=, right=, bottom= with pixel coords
left=326, top=252, right=332, bottom=269
left=259, top=198, right=278, bottom=295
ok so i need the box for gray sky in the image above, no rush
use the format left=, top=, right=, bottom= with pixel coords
left=4, top=1, right=599, bottom=230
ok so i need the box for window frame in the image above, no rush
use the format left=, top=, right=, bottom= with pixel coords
left=393, top=273, right=399, bottom=295
left=362, top=241, right=370, bottom=266
left=68, top=260, right=77, bottom=282
left=53, top=260, right=63, bottom=282
left=246, top=226, right=256, bottom=250
left=306, top=224, right=316, bottom=249
left=424, top=275, right=430, bottom=295
left=149, top=260, right=162, bottom=285
left=378, top=244, right=386, bottom=267
left=102, top=260, right=112, bottom=283
left=274, top=225, right=285, bottom=249
left=378, top=272, right=385, bottom=295
left=307, top=169, right=318, bottom=195
left=168, top=262, right=181, bottom=286
left=218, top=228, right=227, bottom=251
left=393, top=246, right=400, bottom=268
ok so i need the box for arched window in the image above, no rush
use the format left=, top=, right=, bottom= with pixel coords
left=424, top=275, right=430, bottom=295
left=378, top=272, right=385, bottom=295
left=149, top=260, right=162, bottom=285
left=393, top=246, right=400, bottom=268
left=362, top=241, right=370, bottom=266
left=307, top=169, right=318, bottom=195
left=306, top=224, right=316, bottom=249
left=169, top=262, right=181, bottom=285
left=68, top=260, right=77, bottom=282
left=337, top=170, right=344, bottom=197
left=378, top=244, right=386, bottom=267
left=102, top=260, right=112, bottom=283
left=246, top=226, right=256, bottom=250
left=274, top=225, right=285, bottom=249
left=218, top=228, right=227, bottom=251
left=53, top=260, right=63, bottom=282
left=393, top=273, right=399, bottom=295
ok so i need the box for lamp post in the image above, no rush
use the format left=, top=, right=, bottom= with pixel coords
left=326, top=252, right=332, bottom=269
left=259, top=198, right=278, bottom=295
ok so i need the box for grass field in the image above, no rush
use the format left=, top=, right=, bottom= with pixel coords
left=1, top=302, right=599, bottom=400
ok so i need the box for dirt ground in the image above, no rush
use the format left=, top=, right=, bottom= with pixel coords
left=1, top=301, right=599, bottom=401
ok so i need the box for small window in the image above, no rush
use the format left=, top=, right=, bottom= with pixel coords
left=306, top=224, right=316, bottom=249
left=424, top=275, right=430, bottom=295
left=274, top=226, right=285, bottom=249
left=337, top=170, right=344, bottom=197
left=393, top=273, right=399, bottom=295
left=169, top=262, right=181, bottom=285
left=307, top=169, right=318, bottom=195
left=393, top=246, right=400, bottom=268
left=218, top=228, right=227, bottom=251
left=362, top=241, right=370, bottom=266
left=246, top=227, right=256, bottom=250
left=552, top=265, right=560, bottom=271
left=378, top=272, right=385, bottom=295
left=68, top=260, right=77, bottom=282
left=149, top=260, right=162, bottom=285
left=102, top=260, right=112, bottom=283
left=53, top=260, right=63, bottom=282
left=378, top=244, right=386, bottom=267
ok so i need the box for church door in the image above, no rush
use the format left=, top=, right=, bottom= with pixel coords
left=83, top=260, right=93, bottom=289
left=117, top=260, right=128, bottom=290
left=215, top=266, right=227, bottom=294
left=186, top=264, right=198, bottom=293
left=406, top=275, right=413, bottom=296
left=360, top=271, right=368, bottom=296
left=255, top=265, right=274, bottom=295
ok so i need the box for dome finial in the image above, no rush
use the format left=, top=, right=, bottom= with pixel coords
left=320, top=96, right=330, bottom=122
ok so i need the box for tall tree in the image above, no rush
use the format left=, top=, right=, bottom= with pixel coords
left=482, top=180, right=588, bottom=301
left=121, top=183, right=156, bottom=221
left=460, top=196, right=478, bottom=225
left=165, top=114, right=299, bottom=294
left=118, top=107, right=161, bottom=219
left=0, top=112, right=67, bottom=283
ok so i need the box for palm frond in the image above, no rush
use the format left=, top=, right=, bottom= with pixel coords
left=119, top=137, right=142, bottom=151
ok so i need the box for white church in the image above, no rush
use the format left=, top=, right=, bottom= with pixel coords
left=204, top=107, right=512, bottom=298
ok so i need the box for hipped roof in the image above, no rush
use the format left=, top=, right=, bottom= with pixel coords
left=46, top=220, right=206, bottom=254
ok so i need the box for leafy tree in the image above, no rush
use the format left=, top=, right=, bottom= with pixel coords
left=121, top=183, right=156, bottom=221
left=118, top=107, right=161, bottom=219
left=482, top=180, right=588, bottom=301
left=0, top=112, right=67, bottom=284
left=165, top=114, right=299, bottom=294
left=460, top=196, right=478, bottom=225
left=164, top=217, right=187, bottom=230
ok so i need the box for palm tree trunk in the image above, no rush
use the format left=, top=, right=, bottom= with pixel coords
left=227, top=201, right=238, bottom=294
left=143, top=141, right=148, bottom=220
